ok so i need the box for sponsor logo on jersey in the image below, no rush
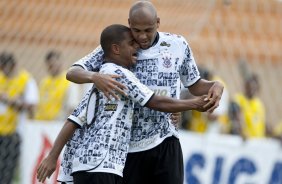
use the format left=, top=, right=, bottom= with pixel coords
left=160, top=41, right=171, bottom=47
left=104, top=104, right=118, bottom=111
left=153, top=89, right=168, bottom=96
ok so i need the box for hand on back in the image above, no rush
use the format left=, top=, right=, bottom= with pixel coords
left=93, top=73, right=128, bottom=100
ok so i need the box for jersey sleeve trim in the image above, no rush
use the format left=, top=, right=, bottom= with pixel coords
left=143, top=93, right=155, bottom=107
left=71, top=64, right=86, bottom=70
left=139, top=91, right=155, bottom=106
left=67, top=116, right=83, bottom=128
left=184, top=77, right=201, bottom=88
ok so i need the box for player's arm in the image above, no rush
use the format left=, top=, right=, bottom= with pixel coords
left=37, top=120, right=79, bottom=183
left=145, top=95, right=210, bottom=113
left=66, top=48, right=127, bottom=100
left=67, top=65, right=127, bottom=100
left=179, top=37, right=224, bottom=113
left=116, top=69, right=210, bottom=113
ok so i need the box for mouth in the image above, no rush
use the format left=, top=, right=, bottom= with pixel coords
left=139, top=40, right=149, bottom=45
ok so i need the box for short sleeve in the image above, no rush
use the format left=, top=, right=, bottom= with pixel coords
left=73, top=46, right=105, bottom=72
left=23, top=78, right=39, bottom=105
left=179, top=37, right=201, bottom=88
left=113, top=68, right=154, bottom=106
left=68, top=87, right=94, bottom=127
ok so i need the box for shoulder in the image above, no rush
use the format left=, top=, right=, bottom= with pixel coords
left=159, top=32, right=188, bottom=45
left=100, top=63, right=130, bottom=76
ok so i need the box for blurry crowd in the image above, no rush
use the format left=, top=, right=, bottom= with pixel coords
left=180, top=64, right=282, bottom=143
left=0, top=50, right=91, bottom=184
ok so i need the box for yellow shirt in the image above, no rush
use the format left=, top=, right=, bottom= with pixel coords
left=0, top=70, right=30, bottom=135
left=35, top=73, right=70, bottom=120
left=235, top=93, right=265, bottom=138
left=187, top=76, right=229, bottom=133
left=187, top=110, right=208, bottom=133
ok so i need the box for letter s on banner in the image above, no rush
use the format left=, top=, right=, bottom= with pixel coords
left=185, top=153, right=205, bottom=184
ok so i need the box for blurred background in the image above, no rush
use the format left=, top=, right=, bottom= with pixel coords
left=1, top=0, right=281, bottom=125
left=0, top=0, right=282, bottom=183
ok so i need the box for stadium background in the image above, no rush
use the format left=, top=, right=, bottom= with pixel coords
left=1, top=0, right=282, bottom=125
left=1, top=0, right=282, bottom=183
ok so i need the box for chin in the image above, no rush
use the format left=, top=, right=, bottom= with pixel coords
left=141, top=45, right=150, bottom=49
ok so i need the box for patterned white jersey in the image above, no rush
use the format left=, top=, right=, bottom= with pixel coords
left=71, top=32, right=200, bottom=153
left=58, top=63, right=154, bottom=182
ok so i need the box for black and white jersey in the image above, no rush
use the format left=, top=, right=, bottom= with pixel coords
left=69, top=32, right=200, bottom=153
left=58, top=63, right=154, bottom=182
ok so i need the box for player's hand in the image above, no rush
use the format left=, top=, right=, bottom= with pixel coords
left=93, top=73, right=127, bottom=100
left=170, top=112, right=181, bottom=128
left=37, top=156, right=57, bottom=183
left=203, top=81, right=224, bottom=113
left=192, top=95, right=211, bottom=112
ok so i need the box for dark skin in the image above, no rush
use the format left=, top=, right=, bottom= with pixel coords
left=37, top=28, right=211, bottom=182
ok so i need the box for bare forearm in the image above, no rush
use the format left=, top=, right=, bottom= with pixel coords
left=48, top=120, right=78, bottom=159
left=146, top=96, right=199, bottom=113
left=66, top=66, right=97, bottom=84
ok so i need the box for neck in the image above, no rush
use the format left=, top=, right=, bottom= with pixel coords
left=151, top=32, right=159, bottom=47
left=104, top=56, right=128, bottom=69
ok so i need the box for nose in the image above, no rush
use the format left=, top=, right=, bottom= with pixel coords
left=138, top=33, right=147, bottom=40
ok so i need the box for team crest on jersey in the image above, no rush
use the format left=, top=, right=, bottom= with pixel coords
left=162, top=52, right=172, bottom=68
left=160, top=41, right=171, bottom=47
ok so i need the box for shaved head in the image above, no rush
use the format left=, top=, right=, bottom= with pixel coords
left=128, top=1, right=160, bottom=49
left=129, top=1, right=158, bottom=22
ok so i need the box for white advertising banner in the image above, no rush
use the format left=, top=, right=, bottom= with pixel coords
left=21, top=121, right=64, bottom=184
left=179, top=130, right=282, bottom=184
left=21, top=121, right=282, bottom=184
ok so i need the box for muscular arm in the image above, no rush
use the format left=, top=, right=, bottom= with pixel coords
left=66, top=65, right=127, bottom=100
left=188, top=79, right=214, bottom=96
left=146, top=95, right=208, bottom=113
left=66, top=65, right=98, bottom=84
left=37, top=120, right=78, bottom=182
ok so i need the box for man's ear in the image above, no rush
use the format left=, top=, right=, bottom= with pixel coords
left=128, top=18, right=131, bottom=27
left=111, top=44, right=120, bottom=55
left=156, top=17, right=160, bottom=29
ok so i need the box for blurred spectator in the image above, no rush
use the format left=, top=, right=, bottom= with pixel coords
left=34, top=50, right=80, bottom=121
left=232, top=73, right=266, bottom=139
left=0, top=52, right=39, bottom=184
left=228, top=101, right=242, bottom=135
left=181, top=66, right=230, bottom=134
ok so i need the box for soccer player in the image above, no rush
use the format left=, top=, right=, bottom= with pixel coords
left=37, top=24, right=212, bottom=184
left=65, top=1, right=224, bottom=184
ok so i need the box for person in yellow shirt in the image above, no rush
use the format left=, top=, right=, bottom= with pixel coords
left=0, top=52, right=39, bottom=184
left=181, top=67, right=229, bottom=134
left=35, top=50, right=80, bottom=121
left=233, top=73, right=266, bottom=139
